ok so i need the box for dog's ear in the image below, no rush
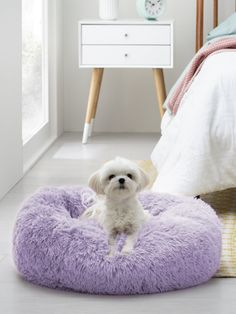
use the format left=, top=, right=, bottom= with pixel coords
left=88, top=171, right=104, bottom=195
left=137, top=168, right=150, bottom=191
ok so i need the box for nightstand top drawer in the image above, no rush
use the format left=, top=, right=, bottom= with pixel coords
left=81, top=24, right=171, bottom=45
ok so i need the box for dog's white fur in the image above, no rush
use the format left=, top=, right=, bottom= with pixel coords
left=82, top=157, right=151, bottom=256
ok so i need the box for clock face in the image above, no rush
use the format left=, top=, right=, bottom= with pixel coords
left=145, top=0, right=165, bottom=18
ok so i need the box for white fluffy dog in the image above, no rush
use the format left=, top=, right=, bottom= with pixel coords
left=82, top=157, right=151, bottom=256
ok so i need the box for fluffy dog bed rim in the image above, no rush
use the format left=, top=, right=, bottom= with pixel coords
left=13, top=187, right=222, bottom=295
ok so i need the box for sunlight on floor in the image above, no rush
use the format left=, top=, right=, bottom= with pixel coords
left=53, top=133, right=159, bottom=160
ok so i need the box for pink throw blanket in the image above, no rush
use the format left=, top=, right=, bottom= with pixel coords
left=168, top=37, right=236, bottom=114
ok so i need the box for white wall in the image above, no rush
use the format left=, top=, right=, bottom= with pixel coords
left=0, top=0, right=23, bottom=199
left=63, top=0, right=235, bottom=133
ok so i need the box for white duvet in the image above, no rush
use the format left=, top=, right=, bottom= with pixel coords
left=151, top=51, right=236, bottom=196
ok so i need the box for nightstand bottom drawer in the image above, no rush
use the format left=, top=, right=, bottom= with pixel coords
left=81, top=45, right=171, bottom=67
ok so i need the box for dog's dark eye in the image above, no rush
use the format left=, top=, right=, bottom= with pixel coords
left=108, top=174, right=115, bottom=180
left=127, top=174, right=133, bottom=180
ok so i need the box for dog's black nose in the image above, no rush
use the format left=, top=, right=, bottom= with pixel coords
left=119, top=178, right=125, bottom=184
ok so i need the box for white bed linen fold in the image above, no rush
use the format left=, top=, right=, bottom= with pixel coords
left=151, top=52, right=236, bottom=196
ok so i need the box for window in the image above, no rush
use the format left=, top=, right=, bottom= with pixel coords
left=22, top=0, right=48, bottom=143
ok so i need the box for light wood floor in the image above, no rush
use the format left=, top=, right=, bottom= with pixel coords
left=0, top=133, right=236, bottom=314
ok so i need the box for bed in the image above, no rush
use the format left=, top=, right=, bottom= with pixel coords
left=150, top=0, right=236, bottom=277
left=151, top=0, right=236, bottom=197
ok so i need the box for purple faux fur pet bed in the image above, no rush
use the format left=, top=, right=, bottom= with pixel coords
left=13, top=187, right=221, bottom=295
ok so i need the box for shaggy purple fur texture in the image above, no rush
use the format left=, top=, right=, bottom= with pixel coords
left=13, top=187, right=221, bottom=295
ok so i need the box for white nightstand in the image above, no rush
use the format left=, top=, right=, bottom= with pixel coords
left=79, top=19, right=174, bottom=143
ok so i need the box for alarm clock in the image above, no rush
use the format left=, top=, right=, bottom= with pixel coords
left=136, top=0, right=166, bottom=20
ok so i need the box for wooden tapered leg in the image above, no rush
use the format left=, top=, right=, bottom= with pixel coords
left=82, top=68, right=104, bottom=144
left=153, top=68, right=167, bottom=118
left=89, top=68, right=104, bottom=137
